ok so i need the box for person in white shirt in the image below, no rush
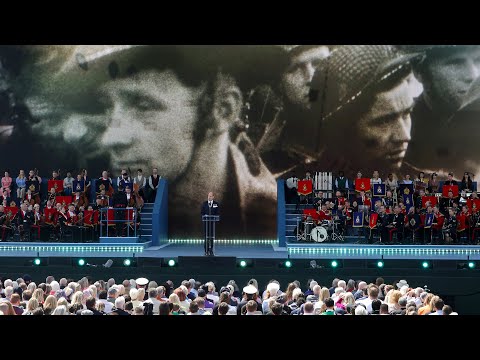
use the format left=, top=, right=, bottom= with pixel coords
left=63, top=172, right=74, bottom=196
left=356, top=285, right=383, bottom=313
left=133, top=169, right=147, bottom=201
left=371, top=170, right=382, bottom=186
left=429, top=297, right=445, bottom=315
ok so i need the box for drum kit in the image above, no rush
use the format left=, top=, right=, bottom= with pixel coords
left=296, top=215, right=344, bottom=243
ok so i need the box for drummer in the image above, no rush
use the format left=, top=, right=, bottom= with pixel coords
left=317, top=203, right=332, bottom=224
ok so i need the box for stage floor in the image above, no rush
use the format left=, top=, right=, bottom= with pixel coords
left=0, top=240, right=479, bottom=260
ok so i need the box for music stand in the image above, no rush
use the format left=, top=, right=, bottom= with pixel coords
left=202, top=215, right=219, bottom=256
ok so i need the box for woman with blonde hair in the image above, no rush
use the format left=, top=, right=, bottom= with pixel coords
left=27, top=282, right=37, bottom=293
left=136, top=287, right=146, bottom=303
left=418, top=293, right=434, bottom=315
left=31, top=288, right=45, bottom=306
left=51, top=305, right=69, bottom=315
left=319, top=287, right=330, bottom=303
left=284, top=283, right=297, bottom=304
left=0, top=301, right=16, bottom=315
left=169, top=293, right=184, bottom=313
left=71, top=291, right=85, bottom=309
left=388, top=290, right=402, bottom=313
left=22, top=298, right=39, bottom=315
left=43, top=295, right=58, bottom=315
left=57, top=297, right=69, bottom=308
left=88, top=285, right=97, bottom=299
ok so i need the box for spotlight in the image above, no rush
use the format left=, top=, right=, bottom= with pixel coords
left=457, top=261, right=476, bottom=270
left=168, top=259, right=176, bottom=267
left=331, top=260, right=338, bottom=268
left=78, top=259, right=86, bottom=266
left=285, top=260, right=292, bottom=268
left=469, top=261, right=476, bottom=269
left=239, top=260, right=247, bottom=268
left=422, top=261, right=430, bottom=269
left=33, top=258, right=41, bottom=266
left=377, top=260, right=384, bottom=268
left=123, top=259, right=132, bottom=266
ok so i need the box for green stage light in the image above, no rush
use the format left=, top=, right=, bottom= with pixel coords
left=469, top=261, right=476, bottom=269
left=422, top=261, right=430, bottom=269
left=168, top=259, right=176, bottom=267
left=33, top=258, right=41, bottom=266
left=377, top=260, right=384, bottom=268
left=331, top=260, right=338, bottom=268
left=239, top=260, right=247, bottom=268
left=285, top=260, right=292, bottom=268
left=78, top=259, right=85, bottom=266
left=123, top=259, right=131, bottom=266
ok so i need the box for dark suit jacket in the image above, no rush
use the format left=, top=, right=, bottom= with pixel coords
left=16, top=210, right=33, bottom=226
left=113, top=191, right=128, bottom=208
left=201, top=201, right=220, bottom=217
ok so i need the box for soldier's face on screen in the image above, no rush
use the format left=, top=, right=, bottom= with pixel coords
left=355, top=76, right=415, bottom=170
left=424, top=47, right=480, bottom=111
left=281, top=46, right=329, bottom=109
left=98, top=70, right=204, bottom=181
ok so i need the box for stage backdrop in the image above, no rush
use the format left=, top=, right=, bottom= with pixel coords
left=1, top=45, right=479, bottom=238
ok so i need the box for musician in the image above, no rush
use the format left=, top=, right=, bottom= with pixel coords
left=415, top=189, right=426, bottom=210
left=96, top=190, right=109, bottom=209
left=353, top=171, right=364, bottom=190
left=357, top=191, right=371, bottom=207
left=0, top=205, right=9, bottom=241
left=343, top=200, right=353, bottom=233
left=148, top=168, right=161, bottom=203
left=81, top=169, right=91, bottom=195
left=443, top=172, right=458, bottom=187
left=113, top=185, right=128, bottom=236
left=118, top=171, right=133, bottom=190
left=461, top=172, right=474, bottom=192
left=0, top=190, right=10, bottom=205
left=313, top=191, right=326, bottom=208
left=16, top=203, right=33, bottom=241
left=45, top=187, right=57, bottom=207
left=97, top=171, right=114, bottom=200
left=443, top=208, right=458, bottom=244
left=72, top=191, right=87, bottom=210
left=27, top=170, right=41, bottom=204
left=457, top=205, right=471, bottom=244
left=66, top=204, right=78, bottom=226
left=405, top=206, right=421, bottom=244
left=57, top=207, right=69, bottom=238
left=63, top=171, right=74, bottom=196
left=415, top=172, right=429, bottom=191
left=428, top=173, right=440, bottom=194
left=333, top=191, right=345, bottom=210
left=317, top=204, right=332, bottom=223
left=430, top=205, right=445, bottom=244
left=382, top=190, right=395, bottom=209
left=370, top=170, right=382, bottom=186
left=334, top=171, right=350, bottom=194
left=377, top=205, right=390, bottom=243
left=441, top=190, right=458, bottom=215
left=387, top=205, right=404, bottom=244
left=133, top=169, right=147, bottom=201
left=385, top=173, right=399, bottom=194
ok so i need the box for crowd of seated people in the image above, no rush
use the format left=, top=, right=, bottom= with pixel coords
left=0, top=274, right=456, bottom=315
left=0, top=167, right=162, bottom=242
left=287, top=170, right=480, bottom=245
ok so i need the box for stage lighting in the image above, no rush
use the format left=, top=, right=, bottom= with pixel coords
left=123, top=259, right=132, bottom=266
left=331, top=260, right=338, bottom=268
left=457, top=261, right=476, bottom=270
left=377, top=260, right=384, bottom=268
left=78, top=259, right=86, bottom=266
left=469, top=261, right=476, bottom=269
left=239, top=260, right=247, bottom=268
left=168, top=259, right=176, bottom=267
left=422, top=261, right=430, bottom=269
left=285, top=260, right=292, bottom=268
left=33, top=258, right=41, bottom=266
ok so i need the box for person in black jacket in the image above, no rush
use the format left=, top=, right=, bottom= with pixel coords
left=201, top=192, right=220, bottom=256
left=112, top=185, right=128, bottom=236
left=16, top=203, right=33, bottom=241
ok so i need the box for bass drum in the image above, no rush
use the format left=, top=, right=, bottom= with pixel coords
left=311, top=226, right=328, bottom=243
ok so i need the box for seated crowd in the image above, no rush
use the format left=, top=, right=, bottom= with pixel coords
left=288, top=170, right=480, bottom=245
left=0, top=274, right=456, bottom=315
left=0, top=167, right=162, bottom=242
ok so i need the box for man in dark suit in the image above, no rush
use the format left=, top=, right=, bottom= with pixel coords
left=16, top=203, right=33, bottom=241
left=113, top=186, right=128, bottom=236
left=201, top=192, right=220, bottom=256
